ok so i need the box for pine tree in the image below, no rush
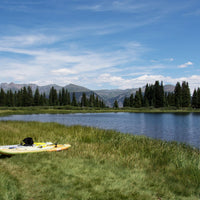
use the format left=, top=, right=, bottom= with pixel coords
left=100, top=100, right=106, bottom=108
left=95, top=96, right=100, bottom=107
left=61, top=88, right=69, bottom=106
left=49, top=87, right=58, bottom=106
left=149, top=84, right=155, bottom=106
left=129, top=94, right=134, bottom=107
left=22, top=87, right=28, bottom=106
left=81, top=92, right=88, bottom=107
left=192, top=89, right=198, bottom=108
left=174, top=82, right=182, bottom=108
left=160, top=81, right=165, bottom=107
left=113, top=100, right=119, bottom=108
left=0, top=88, right=6, bottom=106
left=144, top=84, right=155, bottom=106
left=58, top=90, right=62, bottom=106
left=181, top=81, right=191, bottom=107
left=138, top=88, right=143, bottom=106
left=144, top=84, right=150, bottom=107
left=6, top=90, right=14, bottom=107
left=144, top=98, right=149, bottom=107
left=134, top=91, right=142, bottom=108
left=34, top=87, right=40, bottom=106
left=14, top=91, right=18, bottom=107
left=164, top=93, right=169, bottom=107
left=39, top=93, right=47, bottom=106
left=123, top=97, right=130, bottom=107
left=49, top=88, right=53, bottom=106
left=16, top=90, right=22, bottom=106
left=197, top=88, right=200, bottom=108
left=27, top=86, right=33, bottom=106
left=166, top=92, right=175, bottom=107
left=61, top=88, right=65, bottom=105
left=89, top=93, right=95, bottom=107
left=71, top=92, right=77, bottom=106
left=66, top=90, right=71, bottom=105
left=154, top=81, right=164, bottom=108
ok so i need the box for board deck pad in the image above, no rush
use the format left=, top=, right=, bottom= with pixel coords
left=0, top=142, right=71, bottom=155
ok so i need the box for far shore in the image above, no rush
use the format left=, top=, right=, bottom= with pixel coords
left=0, top=106, right=200, bottom=117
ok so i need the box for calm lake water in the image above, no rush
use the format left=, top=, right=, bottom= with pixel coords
left=0, top=112, right=200, bottom=148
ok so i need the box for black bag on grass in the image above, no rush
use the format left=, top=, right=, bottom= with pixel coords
left=21, top=137, right=34, bottom=146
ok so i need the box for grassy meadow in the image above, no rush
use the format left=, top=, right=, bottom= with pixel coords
left=0, top=121, right=200, bottom=200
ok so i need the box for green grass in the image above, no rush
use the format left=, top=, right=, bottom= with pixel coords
left=0, top=121, right=200, bottom=199
left=1, top=106, right=200, bottom=117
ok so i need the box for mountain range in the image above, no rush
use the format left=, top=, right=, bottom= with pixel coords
left=0, top=82, right=175, bottom=107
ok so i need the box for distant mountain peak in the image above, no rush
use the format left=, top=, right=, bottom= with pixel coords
left=64, top=84, right=91, bottom=92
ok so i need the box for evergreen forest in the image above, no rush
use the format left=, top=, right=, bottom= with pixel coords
left=123, top=81, right=200, bottom=109
left=0, top=81, right=200, bottom=109
left=0, top=86, right=106, bottom=108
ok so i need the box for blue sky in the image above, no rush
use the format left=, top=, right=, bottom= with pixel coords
left=0, top=0, right=200, bottom=91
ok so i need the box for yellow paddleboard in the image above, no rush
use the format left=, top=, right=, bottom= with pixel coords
left=0, top=142, right=71, bottom=156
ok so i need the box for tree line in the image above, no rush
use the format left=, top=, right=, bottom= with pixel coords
left=123, top=81, right=200, bottom=108
left=0, top=86, right=106, bottom=108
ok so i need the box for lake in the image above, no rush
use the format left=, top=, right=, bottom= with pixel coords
left=0, top=112, right=200, bottom=148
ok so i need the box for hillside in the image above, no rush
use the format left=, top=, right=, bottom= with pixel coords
left=95, top=85, right=175, bottom=107
left=0, top=83, right=91, bottom=94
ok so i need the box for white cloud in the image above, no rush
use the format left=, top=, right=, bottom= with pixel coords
left=95, top=74, right=166, bottom=89
left=0, top=62, right=45, bottom=82
left=76, top=0, right=176, bottom=15
left=0, top=33, right=147, bottom=86
left=0, top=32, right=198, bottom=91
left=0, top=33, right=145, bottom=74
left=77, top=1, right=148, bottom=13
left=178, top=61, right=193, bottom=68
left=151, top=58, right=174, bottom=63
left=93, top=74, right=200, bottom=91
left=51, top=68, right=76, bottom=75
left=0, top=34, right=58, bottom=47
left=98, top=73, right=123, bottom=83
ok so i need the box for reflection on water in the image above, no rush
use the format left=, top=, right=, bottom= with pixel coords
left=0, top=112, right=200, bottom=148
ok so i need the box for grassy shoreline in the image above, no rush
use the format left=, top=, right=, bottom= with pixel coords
left=0, top=121, right=200, bottom=200
left=1, top=106, right=200, bottom=116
